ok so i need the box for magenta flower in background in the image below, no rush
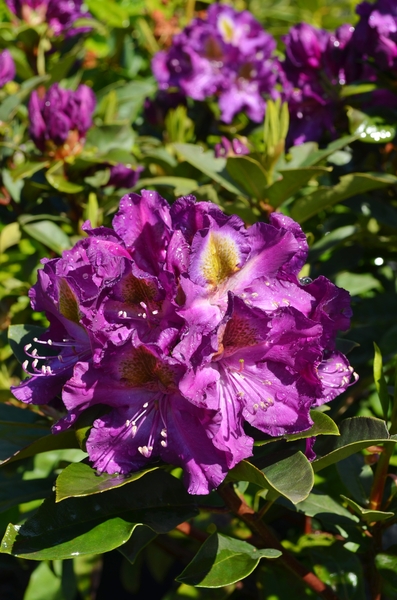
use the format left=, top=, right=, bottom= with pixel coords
left=106, top=164, right=144, bottom=189
left=6, top=0, right=91, bottom=36
left=28, top=83, right=96, bottom=157
left=0, top=49, right=16, bottom=87
left=12, top=191, right=356, bottom=494
left=214, top=137, right=249, bottom=158
left=152, top=3, right=279, bottom=123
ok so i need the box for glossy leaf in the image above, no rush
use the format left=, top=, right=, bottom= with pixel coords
left=134, top=176, right=198, bottom=196
left=340, top=495, right=394, bottom=523
left=45, top=171, right=84, bottom=194
left=347, top=107, right=396, bottom=143
left=176, top=533, right=280, bottom=588
left=0, top=222, right=21, bottom=253
left=313, top=417, right=396, bottom=472
left=227, top=451, right=314, bottom=504
left=118, top=525, right=157, bottom=564
left=255, top=409, right=339, bottom=445
left=290, top=172, right=397, bottom=223
left=0, top=470, right=198, bottom=559
left=265, top=167, right=330, bottom=208
left=21, top=220, right=72, bottom=254
left=56, top=461, right=159, bottom=501
left=173, top=143, right=244, bottom=195
left=295, top=492, right=359, bottom=521
left=0, top=478, right=54, bottom=514
left=226, top=156, right=268, bottom=199
left=373, top=342, right=390, bottom=421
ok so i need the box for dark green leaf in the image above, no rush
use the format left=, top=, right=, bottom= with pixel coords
left=21, top=220, right=72, bottom=254
left=0, top=478, right=54, bottom=514
left=375, top=550, right=397, bottom=592
left=173, top=143, right=244, bottom=195
left=295, top=492, right=359, bottom=521
left=347, top=107, right=396, bottom=143
left=290, top=172, right=397, bottom=223
left=118, top=525, right=157, bottom=564
left=226, top=156, right=268, bottom=199
left=0, top=470, right=198, bottom=559
left=56, top=462, right=159, bottom=501
left=11, top=161, right=48, bottom=181
left=176, top=533, right=280, bottom=588
left=86, top=125, right=135, bottom=154
left=45, top=171, right=84, bottom=193
left=313, top=417, right=395, bottom=472
left=265, top=167, right=330, bottom=208
left=227, top=452, right=314, bottom=504
left=340, top=495, right=393, bottom=523
left=255, top=410, right=339, bottom=446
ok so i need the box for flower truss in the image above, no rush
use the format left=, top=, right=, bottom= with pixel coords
left=28, top=83, right=96, bottom=157
left=6, top=0, right=91, bottom=37
left=12, top=192, right=356, bottom=494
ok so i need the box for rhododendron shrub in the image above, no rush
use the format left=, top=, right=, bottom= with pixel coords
left=12, top=191, right=354, bottom=494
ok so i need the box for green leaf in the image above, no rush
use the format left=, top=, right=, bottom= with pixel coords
left=373, top=342, right=390, bottom=421
left=23, top=561, right=63, bottom=600
left=56, top=462, right=159, bottom=501
left=347, top=107, right=396, bottom=143
left=226, top=156, right=268, bottom=199
left=118, top=525, right=157, bottom=564
left=134, top=177, right=198, bottom=196
left=265, top=167, right=330, bottom=208
left=313, top=417, right=395, bottom=472
left=375, top=550, right=397, bottom=593
left=0, top=222, right=21, bottom=253
left=299, top=135, right=359, bottom=167
left=0, top=478, right=54, bottom=514
left=173, top=143, right=244, bottom=196
left=255, top=409, right=339, bottom=445
left=0, top=75, right=48, bottom=121
left=340, top=495, right=393, bottom=523
left=1, top=429, right=80, bottom=466
left=176, top=533, right=280, bottom=588
left=21, top=220, right=72, bottom=254
left=295, top=492, right=359, bottom=522
left=290, top=172, right=397, bottom=223
left=0, top=470, right=198, bottom=559
left=11, top=161, right=48, bottom=181
left=8, top=324, right=46, bottom=364
left=227, top=452, right=314, bottom=504
left=45, top=171, right=84, bottom=194
left=86, top=124, right=135, bottom=154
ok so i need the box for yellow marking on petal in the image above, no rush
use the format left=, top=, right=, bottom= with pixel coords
left=201, top=232, right=240, bottom=285
left=58, top=279, right=81, bottom=324
left=119, top=346, right=174, bottom=390
left=218, top=15, right=235, bottom=43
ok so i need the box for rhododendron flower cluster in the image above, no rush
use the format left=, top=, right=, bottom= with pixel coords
left=12, top=192, right=355, bottom=494
left=6, top=0, right=91, bottom=36
left=152, top=4, right=279, bottom=123
left=28, top=83, right=96, bottom=157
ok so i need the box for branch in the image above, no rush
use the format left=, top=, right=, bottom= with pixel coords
left=218, top=483, right=341, bottom=600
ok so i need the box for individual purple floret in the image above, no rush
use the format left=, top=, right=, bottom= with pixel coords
left=6, top=0, right=91, bottom=36
left=214, top=137, right=249, bottom=158
left=28, top=83, right=96, bottom=157
left=12, top=191, right=356, bottom=495
left=106, top=164, right=144, bottom=189
left=152, top=4, right=279, bottom=123
left=0, top=49, right=16, bottom=87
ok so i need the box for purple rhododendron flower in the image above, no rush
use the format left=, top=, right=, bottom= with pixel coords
left=152, top=4, right=279, bottom=123
left=0, top=49, right=16, bottom=87
left=214, top=137, right=249, bottom=158
left=28, top=83, right=96, bottom=156
left=106, top=164, right=144, bottom=189
left=12, top=191, right=356, bottom=495
left=6, top=0, right=91, bottom=36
